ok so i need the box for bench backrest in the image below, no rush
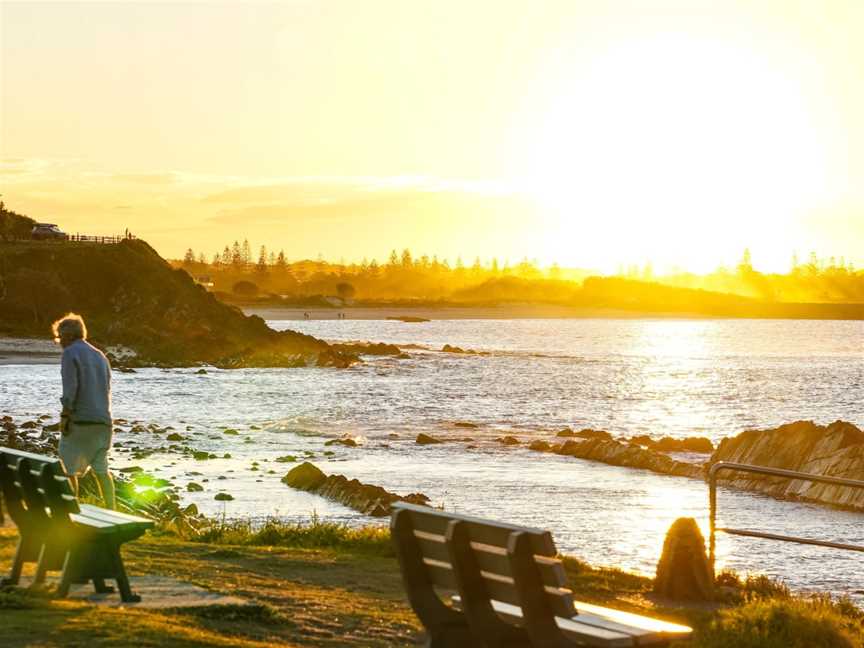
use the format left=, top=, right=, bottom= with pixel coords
left=0, top=447, right=80, bottom=530
left=391, top=502, right=576, bottom=642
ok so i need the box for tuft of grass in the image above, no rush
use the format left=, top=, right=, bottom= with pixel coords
left=187, top=516, right=394, bottom=556
left=696, top=595, right=864, bottom=648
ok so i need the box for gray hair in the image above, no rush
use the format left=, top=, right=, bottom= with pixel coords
left=52, top=313, right=87, bottom=343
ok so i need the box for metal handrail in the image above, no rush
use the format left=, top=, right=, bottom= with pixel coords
left=708, top=462, right=864, bottom=571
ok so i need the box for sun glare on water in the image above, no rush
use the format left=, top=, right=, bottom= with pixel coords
left=519, top=33, right=832, bottom=272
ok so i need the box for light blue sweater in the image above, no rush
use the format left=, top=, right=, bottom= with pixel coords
left=60, top=339, right=112, bottom=424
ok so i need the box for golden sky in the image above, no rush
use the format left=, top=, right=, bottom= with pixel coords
left=2, top=0, right=863, bottom=272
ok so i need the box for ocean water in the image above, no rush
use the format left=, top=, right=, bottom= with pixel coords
left=2, top=318, right=863, bottom=599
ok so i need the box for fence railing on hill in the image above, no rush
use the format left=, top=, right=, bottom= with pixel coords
left=66, top=233, right=136, bottom=244
left=708, top=462, right=864, bottom=572
left=2, top=233, right=136, bottom=244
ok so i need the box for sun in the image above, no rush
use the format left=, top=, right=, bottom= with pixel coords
left=516, top=33, right=831, bottom=272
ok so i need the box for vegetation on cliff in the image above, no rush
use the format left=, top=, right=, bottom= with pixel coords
left=0, top=239, right=355, bottom=367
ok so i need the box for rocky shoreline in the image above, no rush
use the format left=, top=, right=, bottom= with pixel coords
left=282, top=461, right=430, bottom=516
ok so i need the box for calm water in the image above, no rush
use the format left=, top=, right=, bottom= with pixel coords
left=2, top=318, right=862, bottom=599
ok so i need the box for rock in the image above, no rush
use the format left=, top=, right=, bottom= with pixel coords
left=166, top=433, right=185, bottom=442
left=282, top=461, right=429, bottom=517
left=496, top=436, right=520, bottom=445
left=442, top=344, right=474, bottom=354
left=453, top=422, right=479, bottom=429
left=573, top=429, right=613, bottom=441
left=249, top=425, right=260, bottom=430
left=195, top=368, right=208, bottom=374
left=554, top=439, right=703, bottom=479
left=116, top=367, right=137, bottom=373
left=117, top=465, right=144, bottom=473
left=20, top=421, right=39, bottom=429
left=282, top=462, right=328, bottom=490
left=275, top=455, right=297, bottom=463
left=187, top=482, right=204, bottom=492
left=385, top=316, right=430, bottom=323
left=223, top=428, right=239, bottom=435
left=528, top=440, right=552, bottom=452
left=654, top=436, right=714, bottom=454
left=325, top=437, right=358, bottom=447
left=709, top=420, right=864, bottom=510
left=223, top=453, right=232, bottom=459
left=387, top=433, right=400, bottom=439
left=192, top=451, right=211, bottom=460
left=416, top=433, right=443, bottom=445
left=556, top=428, right=575, bottom=437
left=214, top=492, right=234, bottom=501
left=42, top=422, right=61, bottom=432
left=331, top=342, right=401, bottom=356
left=654, top=518, right=714, bottom=601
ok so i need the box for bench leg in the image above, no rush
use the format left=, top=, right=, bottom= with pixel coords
left=56, top=547, right=81, bottom=599
left=0, top=537, right=26, bottom=587
left=110, top=544, right=140, bottom=603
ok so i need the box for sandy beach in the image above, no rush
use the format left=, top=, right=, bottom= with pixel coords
left=242, top=304, right=682, bottom=321
left=0, top=337, right=61, bottom=365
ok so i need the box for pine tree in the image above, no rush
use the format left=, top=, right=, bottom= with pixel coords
left=401, top=249, right=413, bottom=268
left=388, top=249, right=399, bottom=267
left=198, top=252, right=207, bottom=266
left=231, top=241, right=243, bottom=269
left=182, top=248, right=195, bottom=267
left=256, top=246, right=269, bottom=274
left=241, top=239, right=252, bottom=268
left=276, top=250, right=287, bottom=271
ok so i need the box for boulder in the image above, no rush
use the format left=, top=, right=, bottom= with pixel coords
left=282, top=461, right=429, bottom=517
left=654, top=518, right=714, bottom=601
left=453, top=422, right=479, bottom=429
left=325, top=437, right=358, bottom=447
left=496, top=436, right=520, bottom=446
left=654, top=436, right=714, bottom=454
left=573, top=429, right=613, bottom=441
left=709, top=420, right=864, bottom=510
left=554, top=438, right=703, bottom=479
left=186, top=482, right=204, bottom=492
left=282, top=461, right=327, bottom=490
left=556, top=428, right=575, bottom=437
left=528, top=440, right=552, bottom=452
left=214, top=492, right=234, bottom=501
left=416, top=433, right=443, bottom=445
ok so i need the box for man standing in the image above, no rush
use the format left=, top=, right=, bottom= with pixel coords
left=52, top=313, right=115, bottom=509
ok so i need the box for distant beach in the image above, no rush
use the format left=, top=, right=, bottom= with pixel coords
left=243, top=304, right=710, bottom=321
left=0, top=337, right=60, bottom=365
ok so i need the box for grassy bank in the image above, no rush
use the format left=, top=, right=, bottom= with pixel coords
left=1, top=521, right=862, bottom=647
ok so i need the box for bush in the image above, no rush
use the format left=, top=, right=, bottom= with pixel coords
left=697, top=596, right=864, bottom=648
left=232, top=280, right=258, bottom=297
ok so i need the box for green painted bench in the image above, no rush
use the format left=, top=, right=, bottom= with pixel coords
left=391, top=502, right=692, bottom=647
left=0, top=446, right=154, bottom=602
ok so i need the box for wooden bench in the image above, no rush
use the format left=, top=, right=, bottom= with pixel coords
left=391, top=502, right=692, bottom=647
left=0, top=446, right=154, bottom=602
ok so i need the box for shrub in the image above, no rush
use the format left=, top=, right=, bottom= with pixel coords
left=232, top=280, right=258, bottom=297
left=697, top=596, right=864, bottom=648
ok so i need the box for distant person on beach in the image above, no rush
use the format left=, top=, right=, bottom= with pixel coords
left=52, top=313, right=116, bottom=509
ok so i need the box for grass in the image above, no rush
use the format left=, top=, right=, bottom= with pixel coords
left=1, top=521, right=862, bottom=647
left=187, top=516, right=393, bottom=556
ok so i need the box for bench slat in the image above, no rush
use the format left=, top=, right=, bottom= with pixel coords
left=453, top=596, right=636, bottom=648
left=78, top=504, right=154, bottom=526
left=395, top=502, right=556, bottom=556
left=414, top=530, right=569, bottom=589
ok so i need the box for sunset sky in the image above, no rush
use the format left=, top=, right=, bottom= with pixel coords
left=2, top=0, right=863, bottom=272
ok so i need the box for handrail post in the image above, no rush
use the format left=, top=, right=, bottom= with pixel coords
left=709, top=467, right=717, bottom=575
